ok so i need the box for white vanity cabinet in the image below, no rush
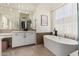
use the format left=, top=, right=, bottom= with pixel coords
left=24, top=32, right=36, bottom=45
left=12, top=31, right=36, bottom=48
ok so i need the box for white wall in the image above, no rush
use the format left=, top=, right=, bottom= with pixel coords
left=32, top=8, right=52, bottom=33
left=52, top=3, right=77, bottom=40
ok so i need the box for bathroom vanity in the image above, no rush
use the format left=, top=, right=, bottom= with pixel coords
left=12, top=31, right=36, bottom=48
left=0, top=31, right=36, bottom=55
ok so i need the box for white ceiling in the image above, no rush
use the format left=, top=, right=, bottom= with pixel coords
left=37, top=3, right=65, bottom=10
left=0, top=3, right=65, bottom=13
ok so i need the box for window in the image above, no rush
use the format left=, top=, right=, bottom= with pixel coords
left=52, top=3, right=77, bottom=39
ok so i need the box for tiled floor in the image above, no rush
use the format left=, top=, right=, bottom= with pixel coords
left=2, top=44, right=55, bottom=56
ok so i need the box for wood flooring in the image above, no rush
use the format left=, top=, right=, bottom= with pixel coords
left=2, top=44, right=55, bottom=56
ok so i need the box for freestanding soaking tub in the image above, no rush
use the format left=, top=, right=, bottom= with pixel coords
left=44, top=35, right=78, bottom=56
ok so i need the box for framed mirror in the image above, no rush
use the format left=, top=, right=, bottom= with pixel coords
left=41, top=15, right=48, bottom=26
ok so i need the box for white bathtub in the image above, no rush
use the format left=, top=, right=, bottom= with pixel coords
left=44, top=35, right=78, bottom=56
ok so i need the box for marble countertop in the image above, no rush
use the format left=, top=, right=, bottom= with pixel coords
left=0, top=33, right=12, bottom=40
left=12, top=31, right=36, bottom=33
left=0, top=33, right=12, bottom=36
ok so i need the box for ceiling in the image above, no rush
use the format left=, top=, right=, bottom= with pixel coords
left=0, top=3, right=65, bottom=13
